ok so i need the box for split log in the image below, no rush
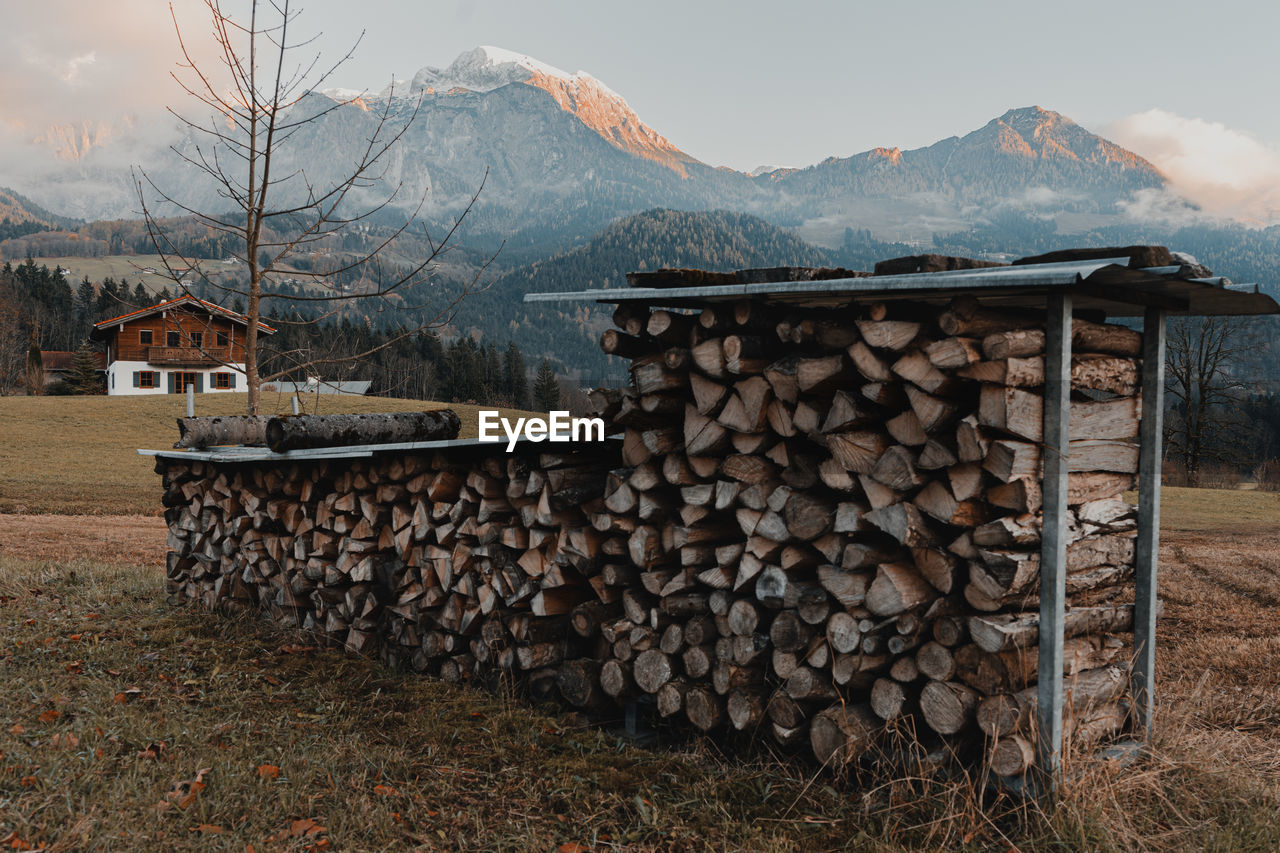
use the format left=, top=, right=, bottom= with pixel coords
left=976, top=665, right=1128, bottom=737
left=919, top=680, right=978, bottom=735
left=810, top=703, right=881, bottom=766
left=968, top=604, right=1138, bottom=653
left=866, top=563, right=936, bottom=616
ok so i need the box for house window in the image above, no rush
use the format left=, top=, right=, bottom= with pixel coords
left=139, top=329, right=153, bottom=345
left=191, top=332, right=203, bottom=349
left=216, top=331, right=229, bottom=347
left=166, top=331, right=180, bottom=347
left=214, top=372, right=231, bottom=389
left=137, top=371, right=157, bottom=389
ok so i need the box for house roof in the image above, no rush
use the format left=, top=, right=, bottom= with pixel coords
left=522, top=247, right=1280, bottom=319
left=41, top=350, right=108, bottom=371
left=92, top=295, right=277, bottom=335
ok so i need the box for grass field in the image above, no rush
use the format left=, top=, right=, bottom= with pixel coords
left=0, top=394, right=538, bottom=515
left=1, top=396, right=1278, bottom=848
left=0, top=522, right=1276, bottom=850
left=1143, top=486, right=1280, bottom=531
left=25, top=256, right=220, bottom=293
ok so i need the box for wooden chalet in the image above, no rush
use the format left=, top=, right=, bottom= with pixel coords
left=90, top=295, right=275, bottom=395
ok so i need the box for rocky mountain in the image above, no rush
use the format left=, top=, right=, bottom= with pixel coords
left=6, top=47, right=1174, bottom=252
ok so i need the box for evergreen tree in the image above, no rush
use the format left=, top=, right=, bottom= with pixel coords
left=533, top=359, right=560, bottom=411
left=133, top=282, right=149, bottom=307
left=502, top=342, right=530, bottom=409
left=76, top=277, right=95, bottom=313
left=483, top=342, right=502, bottom=402
left=68, top=342, right=103, bottom=394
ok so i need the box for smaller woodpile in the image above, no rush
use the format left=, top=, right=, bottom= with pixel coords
left=159, top=430, right=624, bottom=696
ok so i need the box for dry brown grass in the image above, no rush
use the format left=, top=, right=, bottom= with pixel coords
left=0, top=519, right=1278, bottom=850
left=0, top=393, right=538, bottom=516
left=2, top=403, right=1278, bottom=848
left=1148, top=486, right=1280, bottom=532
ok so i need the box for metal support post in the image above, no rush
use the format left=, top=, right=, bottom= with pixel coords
left=1132, top=307, right=1166, bottom=737
left=1036, top=293, right=1072, bottom=785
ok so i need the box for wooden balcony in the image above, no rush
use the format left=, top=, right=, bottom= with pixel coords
left=147, top=345, right=231, bottom=366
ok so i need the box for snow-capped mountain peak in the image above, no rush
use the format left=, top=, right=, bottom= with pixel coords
left=410, top=46, right=615, bottom=97
left=408, top=46, right=695, bottom=174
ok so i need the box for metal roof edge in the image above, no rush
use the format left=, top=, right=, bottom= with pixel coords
left=138, top=433, right=621, bottom=463
left=523, top=257, right=1132, bottom=304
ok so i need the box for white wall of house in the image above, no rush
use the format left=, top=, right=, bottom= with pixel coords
left=106, top=361, right=248, bottom=396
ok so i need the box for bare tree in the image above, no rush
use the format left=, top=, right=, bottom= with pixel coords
left=138, top=0, right=492, bottom=414
left=1164, top=316, right=1255, bottom=486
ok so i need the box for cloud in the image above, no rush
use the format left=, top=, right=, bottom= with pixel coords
left=0, top=3, right=227, bottom=213
left=1105, top=109, right=1280, bottom=225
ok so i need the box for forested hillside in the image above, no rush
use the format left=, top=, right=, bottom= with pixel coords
left=457, top=209, right=839, bottom=383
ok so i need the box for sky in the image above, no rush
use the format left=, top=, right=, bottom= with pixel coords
left=5, top=0, right=1280, bottom=220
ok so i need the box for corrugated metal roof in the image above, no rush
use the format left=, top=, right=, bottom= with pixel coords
left=523, top=257, right=1279, bottom=318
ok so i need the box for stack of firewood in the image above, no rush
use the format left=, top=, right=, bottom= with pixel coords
left=157, top=286, right=1147, bottom=780
left=592, top=293, right=1142, bottom=771
left=158, top=443, right=625, bottom=698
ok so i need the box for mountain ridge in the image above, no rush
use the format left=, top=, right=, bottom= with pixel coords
left=5, top=47, right=1179, bottom=247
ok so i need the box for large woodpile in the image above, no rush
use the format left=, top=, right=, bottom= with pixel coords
left=158, top=290, right=1147, bottom=781
left=592, top=296, right=1142, bottom=773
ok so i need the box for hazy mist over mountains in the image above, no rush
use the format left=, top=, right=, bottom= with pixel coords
left=1, top=46, right=1214, bottom=247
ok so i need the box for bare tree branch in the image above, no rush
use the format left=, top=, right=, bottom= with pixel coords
left=137, top=0, right=493, bottom=414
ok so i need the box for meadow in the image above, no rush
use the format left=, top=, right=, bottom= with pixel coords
left=0, top=394, right=1277, bottom=850
left=0, top=393, right=534, bottom=515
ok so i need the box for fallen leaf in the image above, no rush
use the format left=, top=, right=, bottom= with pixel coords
left=37, top=709, right=61, bottom=724
left=52, top=732, right=79, bottom=748
left=190, top=825, right=224, bottom=835
left=9, top=724, right=24, bottom=735
left=372, top=783, right=397, bottom=797
left=138, top=742, right=168, bottom=761
left=557, top=844, right=590, bottom=853
left=278, top=644, right=317, bottom=655
left=18, top=775, right=36, bottom=788
left=267, top=818, right=328, bottom=842
left=160, top=767, right=211, bottom=811
left=257, top=764, right=280, bottom=780
left=262, top=674, right=282, bottom=686
left=113, top=688, right=143, bottom=704
left=295, top=819, right=324, bottom=837
left=0, top=831, right=32, bottom=850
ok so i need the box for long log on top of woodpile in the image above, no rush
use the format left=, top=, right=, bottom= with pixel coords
left=175, top=415, right=274, bottom=448
left=264, top=410, right=461, bottom=452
